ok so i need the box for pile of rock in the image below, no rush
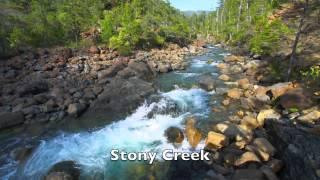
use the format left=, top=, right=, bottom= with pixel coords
left=202, top=54, right=320, bottom=179
left=202, top=119, right=281, bottom=180
left=0, top=44, right=204, bottom=129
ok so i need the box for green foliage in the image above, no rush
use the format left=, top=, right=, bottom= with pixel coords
left=1, top=0, right=104, bottom=55
left=249, top=20, right=291, bottom=55
left=100, top=0, right=191, bottom=55
left=288, top=107, right=299, bottom=113
left=188, top=0, right=293, bottom=55
left=1, top=0, right=192, bottom=56
left=301, top=65, right=320, bottom=80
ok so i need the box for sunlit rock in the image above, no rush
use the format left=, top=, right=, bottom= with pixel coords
left=185, top=118, right=202, bottom=148
left=205, top=131, right=229, bottom=149
left=227, top=88, right=242, bottom=99
left=253, top=138, right=276, bottom=156
left=234, top=151, right=261, bottom=166
left=257, top=109, right=281, bottom=127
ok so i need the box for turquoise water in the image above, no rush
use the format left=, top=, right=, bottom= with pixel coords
left=0, top=46, right=230, bottom=180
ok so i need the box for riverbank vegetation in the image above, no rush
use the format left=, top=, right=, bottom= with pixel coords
left=189, top=0, right=320, bottom=83
left=1, top=0, right=319, bottom=82
left=0, top=0, right=191, bottom=57
left=188, top=0, right=294, bottom=55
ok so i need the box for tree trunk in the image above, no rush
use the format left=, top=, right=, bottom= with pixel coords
left=237, top=0, right=243, bottom=32
left=287, top=0, right=309, bottom=81
left=216, top=9, right=220, bottom=35
left=220, top=0, right=224, bottom=29
left=247, top=0, right=251, bottom=23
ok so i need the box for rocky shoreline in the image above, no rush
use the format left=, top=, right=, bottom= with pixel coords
left=191, top=54, right=320, bottom=180
left=0, top=44, right=205, bottom=130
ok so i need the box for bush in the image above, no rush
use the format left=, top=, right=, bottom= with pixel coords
left=249, top=19, right=291, bottom=55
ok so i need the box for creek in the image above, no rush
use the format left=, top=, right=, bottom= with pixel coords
left=0, top=46, right=234, bottom=179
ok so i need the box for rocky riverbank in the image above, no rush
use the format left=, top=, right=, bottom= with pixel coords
left=165, top=53, right=320, bottom=180
left=0, top=44, right=205, bottom=130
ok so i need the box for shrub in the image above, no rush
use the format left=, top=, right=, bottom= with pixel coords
left=249, top=19, right=291, bottom=55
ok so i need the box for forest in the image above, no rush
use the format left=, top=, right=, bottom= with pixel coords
left=1, top=0, right=318, bottom=59
left=0, top=0, right=191, bottom=57
left=2, top=0, right=317, bottom=81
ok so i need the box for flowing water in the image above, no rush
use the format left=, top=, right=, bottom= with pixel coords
left=0, top=46, right=231, bottom=179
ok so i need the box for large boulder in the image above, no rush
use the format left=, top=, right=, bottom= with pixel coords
left=227, top=88, right=242, bottom=99
left=224, top=55, right=245, bottom=63
left=241, top=116, right=259, bottom=129
left=268, top=82, right=294, bottom=99
left=218, top=74, right=230, bottom=81
left=117, top=68, right=136, bottom=79
left=46, top=172, right=73, bottom=180
left=253, top=138, right=276, bottom=156
left=255, top=85, right=269, bottom=97
left=67, top=103, right=87, bottom=117
left=46, top=161, right=80, bottom=180
left=127, top=61, right=154, bottom=80
left=238, top=78, right=250, bottom=89
left=185, top=118, right=202, bottom=148
left=229, top=65, right=243, bottom=74
left=240, top=97, right=268, bottom=111
left=165, top=127, right=184, bottom=144
left=265, top=120, right=320, bottom=180
left=246, top=145, right=271, bottom=162
left=199, top=75, right=216, bottom=91
left=257, top=109, right=281, bottom=127
left=205, top=131, right=229, bottom=149
left=82, top=77, right=155, bottom=121
left=297, top=110, right=320, bottom=124
left=234, top=151, right=261, bottom=166
left=0, top=112, right=25, bottom=129
left=18, top=80, right=49, bottom=97
left=216, top=63, right=229, bottom=70
left=97, top=61, right=126, bottom=79
left=214, top=122, right=242, bottom=139
left=279, top=88, right=313, bottom=110
left=158, top=63, right=171, bottom=73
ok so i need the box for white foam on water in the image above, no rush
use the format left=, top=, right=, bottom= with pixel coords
left=21, top=88, right=210, bottom=179
left=191, top=59, right=218, bottom=68
left=206, top=45, right=215, bottom=49
left=210, top=62, right=219, bottom=66
left=190, top=59, right=207, bottom=68
left=219, top=53, right=231, bottom=57
left=173, top=72, right=199, bottom=78
left=162, top=88, right=208, bottom=112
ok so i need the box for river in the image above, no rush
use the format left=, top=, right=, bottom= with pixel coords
left=0, top=46, right=232, bottom=179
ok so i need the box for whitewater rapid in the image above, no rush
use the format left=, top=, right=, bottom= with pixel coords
left=0, top=46, right=228, bottom=179
left=19, top=88, right=210, bottom=179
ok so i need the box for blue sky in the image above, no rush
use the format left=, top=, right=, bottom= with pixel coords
left=168, top=0, right=219, bottom=11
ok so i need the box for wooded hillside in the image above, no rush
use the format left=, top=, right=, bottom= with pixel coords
left=0, top=0, right=191, bottom=57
